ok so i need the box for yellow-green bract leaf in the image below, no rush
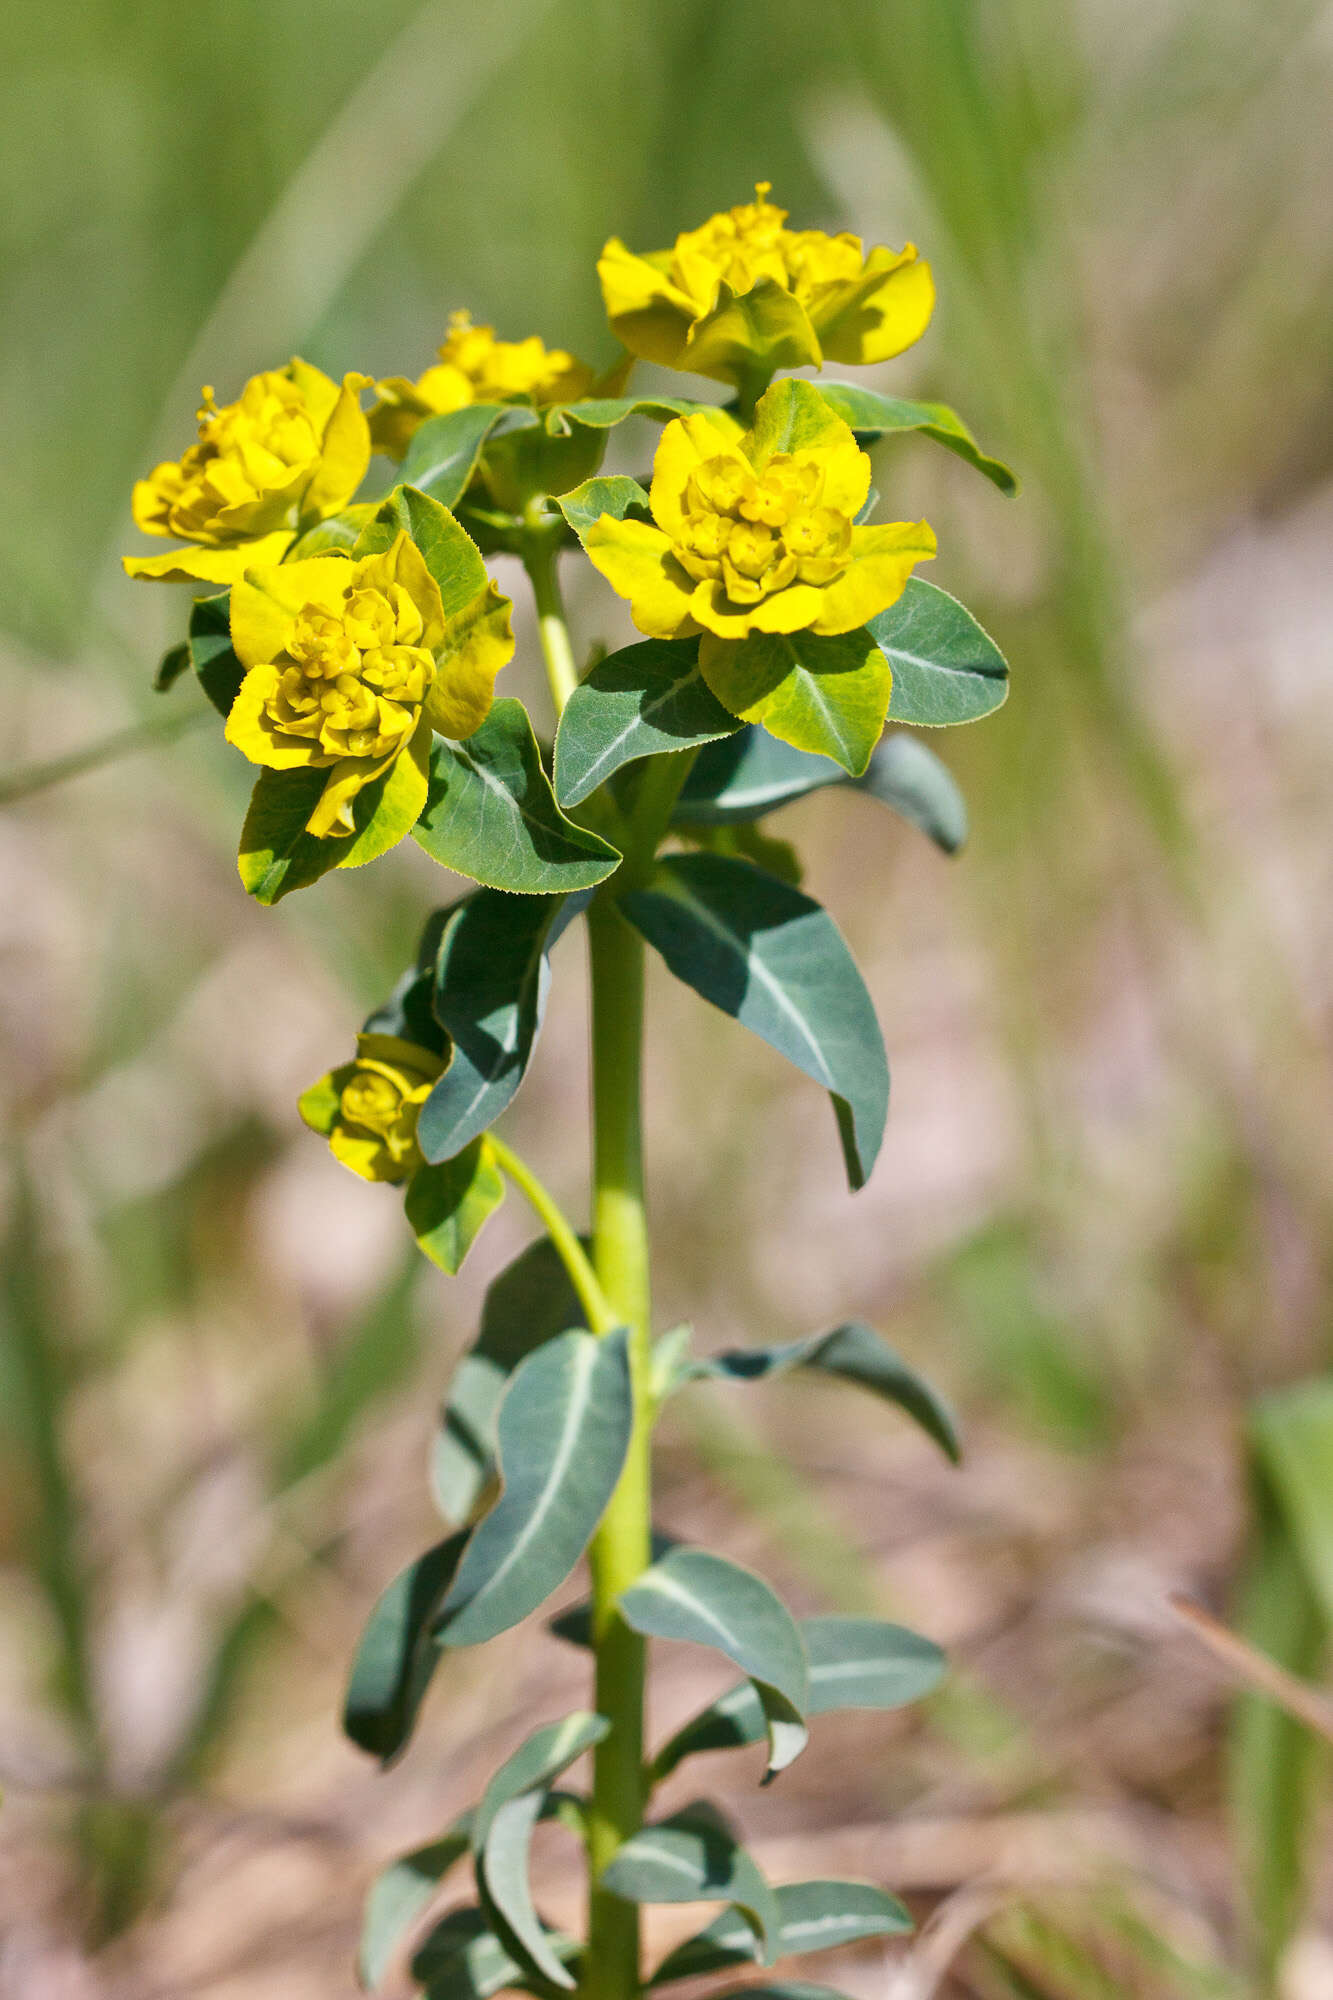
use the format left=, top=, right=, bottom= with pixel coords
left=701, top=628, right=891, bottom=778
left=650, top=1878, right=912, bottom=1986
left=601, top=1806, right=781, bottom=1963
left=411, top=1907, right=580, bottom=1999
left=412, top=699, right=621, bottom=892
left=618, top=1547, right=810, bottom=1780
left=871, top=580, right=1009, bottom=728
left=237, top=714, right=431, bottom=904
left=814, top=381, right=1018, bottom=495
left=343, top=1531, right=468, bottom=1762
left=405, top=1137, right=505, bottom=1275
left=556, top=473, right=650, bottom=546
left=297, top=1071, right=341, bottom=1137
left=288, top=500, right=378, bottom=556
left=433, top=1329, right=632, bottom=1647
left=650, top=1615, right=946, bottom=1784
left=397, top=404, right=510, bottom=509
left=746, top=377, right=851, bottom=460
left=359, top=1821, right=473, bottom=1990
left=621, top=852, right=888, bottom=1191
left=554, top=638, right=738, bottom=808
left=354, top=483, right=490, bottom=616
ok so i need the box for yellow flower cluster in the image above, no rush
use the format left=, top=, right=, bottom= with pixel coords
left=370, top=312, right=595, bottom=457
left=300, top=1033, right=445, bottom=1183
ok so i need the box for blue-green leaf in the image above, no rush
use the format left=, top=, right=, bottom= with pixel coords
left=602, top=1807, right=780, bottom=1963
left=360, top=1821, right=473, bottom=1989
left=677, top=726, right=967, bottom=853
left=343, top=1531, right=468, bottom=1762
left=622, top=852, right=887, bottom=1191
left=434, top=1331, right=632, bottom=1647
left=548, top=394, right=705, bottom=435
left=398, top=405, right=510, bottom=509
left=554, top=640, right=738, bottom=809
left=650, top=1615, right=945, bottom=1783
left=413, top=699, right=621, bottom=892
left=473, top=1713, right=608, bottom=1848
left=237, top=714, right=431, bottom=904
left=154, top=638, right=191, bottom=694
left=618, top=1548, right=809, bottom=1778
left=650, top=1878, right=912, bottom=1984
left=870, top=580, right=1009, bottom=728
left=689, top=1322, right=959, bottom=1461
left=411, top=1905, right=579, bottom=1998
left=431, top=1237, right=586, bottom=1524
left=189, top=591, right=245, bottom=717
left=405, top=1138, right=505, bottom=1275
left=815, top=382, right=1017, bottom=495
left=555, top=475, right=650, bottom=546
left=417, top=890, right=583, bottom=1165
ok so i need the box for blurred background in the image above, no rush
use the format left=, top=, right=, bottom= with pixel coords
left=4, top=2, right=1333, bottom=1995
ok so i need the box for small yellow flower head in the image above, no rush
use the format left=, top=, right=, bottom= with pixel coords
left=125, top=360, right=372, bottom=584
left=225, top=530, right=512, bottom=837
left=585, top=380, right=935, bottom=647
left=300, top=1034, right=446, bottom=1183
left=598, top=183, right=934, bottom=389
left=370, top=311, right=594, bottom=458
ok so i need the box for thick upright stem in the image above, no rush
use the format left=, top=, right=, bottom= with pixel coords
left=582, top=895, right=652, bottom=2000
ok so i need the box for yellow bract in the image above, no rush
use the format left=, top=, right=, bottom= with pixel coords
left=370, top=311, right=595, bottom=458
left=226, top=530, right=512, bottom=838
left=585, top=382, right=935, bottom=649
left=598, top=183, right=935, bottom=388
left=300, top=1034, right=446, bottom=1184
left=125, top=360, right=372, bottom=584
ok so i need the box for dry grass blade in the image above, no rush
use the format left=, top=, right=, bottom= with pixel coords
left=1169, top=1593, right=1333, bottom=1745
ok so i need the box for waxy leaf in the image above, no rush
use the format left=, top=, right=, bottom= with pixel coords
left=650, top=1877, right=912, bottom=1984
left=360, top=1821, right=473, bottom=1989
left=870, top=580, right=1009, bottom=728
left=344, top=1531, right=468, bottom=1762
left=678, top=726, right=967, bottom=853
left=364, top=962, right=448, bottom=1057
left=189, top=591, right=245, bottom=717
left=618, top=1547, right=810, bottom=1778
left=651, top=1615, right=946, bottom=1782
left=418, top=889, right=583, bottom=1165
left=154, top=638, right=191, bottom=694
left=434, top=1330, right=632, bottom=1647
left=690, top=1322, right=960, bottom=1461
left=622, top=853, right=888, bottom=1190
left=413, top=699, right=621, bottom=892
left=354, top=484, right=492, bottom=614
left=548, top=394, right=704, bottom=435
left=398, top=404, right=510, bottom=510
left=473, top=1713, right=608, bottom=1849
left=815, top=382, right=1017, bottom=495
left=554, top=639, right=738, bottom=808
left=411, top=1905, right=579, bottom=1998
left=603, top=1807, right=781, bottom=1963
left=406, top=1138, right=505, bottom=1275
left=288, top=501, right=377, bottom=556
left=432, top=1237, right=585, bottom=1524
left=555, top=474, right=650, bottom=546
left=702, top=626, right=891, bottom=777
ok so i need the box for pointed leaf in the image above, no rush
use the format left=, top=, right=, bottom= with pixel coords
left=417, top=889, right=583, bottom=1165
left=411, top=1906, right=579, bottom=1998
left=343, top=1531, right=468, bottom=1761
left=603, top=1807, right=781, bottom=1963
left=650, top=1878, right=912, bottom=1984
left=678, top=726, right=967, bottom=853
left=398, top=405, right=510, bottom=509
left=550, top=395, right=705, bottom=435
left=406, top=1138, right=505, bottom=1275
left=413, top=699, right=621, bottom=892
left=690, top=1322, right=959, bottom=1461
left=189, top=591, right=246, bottom=717
left=434, top=1330, right=632, bottom=1647
left=555, top=475, right=650, bottom=546
left=618, top=1548, right=809, bottom=1779
left=702, top=627, right=891, bottom=777
left=237, top=716, right=431, bottom=904
left=432, top=1237, right=586, bottom=1524
left=154, top=638, right=191, bottom=694
left=651, top=1615, right=946, bottom=1782
left=554, top=639, right=738, bottom=808
left=622, top=852, right=888, bottom=1190
left=353, top=483, right=494, bottom=616
left=472, top=1713, right=609, bottom=1848
left=856, top=732, right=968, bottom=851
left=360, top=1821, right=473, bottom=1989
left=869, top=579, right=1009, bottom=728
left=814, top=382, right=1017, bottom=495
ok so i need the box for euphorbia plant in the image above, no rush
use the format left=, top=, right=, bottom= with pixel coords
left=128, top=184, right=1015, bottom=2000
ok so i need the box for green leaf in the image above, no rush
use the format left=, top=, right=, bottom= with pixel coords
left=354, top=483, right=491, bottom=616
left=618, top=1548, right=810, bottom=1778
left=188, top=591, right=245, bottom=717
left=703, top=628, right=890, bottom=777
left=154, top=638, right=191, bottom=693
left=870, top=579, right=1009, bottom=728
left=548, top=394, right=704, bottom=435
left=412, top=699, right=621, bottom=892
left=622, top=852, right=888, bottom=1191
left=287, top=501, right=377, bottom=556
left=473, top=1713, right=608, bottom=1849
left=814, top=382, right=1018, bottom=495
left=418, top=890, right=583, bottom=1166
left=360, top=1822, right=473, bottom=1990
left=603, top=1807, right=780, bottom=1963
left=704, top=1985, right=854, bottom=2000
left=554, top=639, right=738, bottom=808
left=678, top=726, right=967, bottom=853
left=411, top=1905, right=579, bottom=1998
left=237, top=716, right=431, bottom=904
left=398, top=404, right=510, bottom=510
left=650, top=1878, right=912, bottom=1984
left=1250, top=1378, right=1333, bottom=1625
left=343, top=1531, right=468, bottom=1762
left=555, top=474, right=650, bottom=546
left=406, top=1138, right=505, bottom=1275
left=434, top=1330, right=633, bottom=1647
left=651, top=1615, right=946, bottom=1783
left=432, top=1237, right=586, bottom=1524
left=689, top=1322, right=959, bottom=1461
left=364, top=962, right=449, bottom=1058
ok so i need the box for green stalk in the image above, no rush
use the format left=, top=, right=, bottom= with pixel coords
left=486, top=1134, right=615, bottom=1336
left=523, top=503, right=580, bottom=714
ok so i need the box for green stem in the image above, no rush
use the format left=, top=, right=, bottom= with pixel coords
left=486, top=1134, right=615, bottom=1335
left=582, top=892, right=653, bottom=2000
left=522, top=505, right=579, bottom=717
